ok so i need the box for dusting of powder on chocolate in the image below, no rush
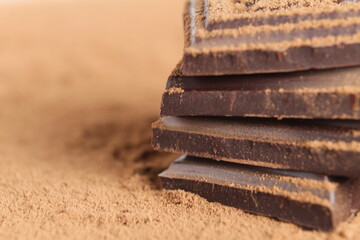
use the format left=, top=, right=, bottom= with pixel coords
left=165, top=87, right=185, bottom=94
left=186, top=0, right=360, bottom=52
left=208, top=0, right=360, bottom=21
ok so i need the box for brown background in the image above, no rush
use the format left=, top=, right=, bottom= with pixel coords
left=0, top=0, right=359, bottom=239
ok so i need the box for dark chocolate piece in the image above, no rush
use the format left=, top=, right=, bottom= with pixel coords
left=161, top=65, right=360, bottom=119
left=160, top=155, right=357, bottom=231
left=183, top=0, right=360, bottom=76
left=152, top=117, right=360, bottom=177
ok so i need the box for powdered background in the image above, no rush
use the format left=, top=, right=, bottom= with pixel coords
left=0, top=0, right=359, bottom=239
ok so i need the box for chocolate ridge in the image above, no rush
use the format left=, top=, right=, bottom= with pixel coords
left=207, top=9, right=360, bottom=30
left=183, top=0, right=360, bottom=75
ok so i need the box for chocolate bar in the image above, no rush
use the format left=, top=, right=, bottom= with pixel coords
left=161, top=65, right=360, bottom=119
left=152, top=117, right=360, bottom=177
left=183, top=0, right=360, bottom=75
left=160, top=155, right=358, bottom=231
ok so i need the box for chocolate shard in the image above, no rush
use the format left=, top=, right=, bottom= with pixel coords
left=161, top=65, right=360, bottom=119
left=183, top=0, right=360, bottom=76
left=152, top=117, right=360, bottom=177
left=160, top=155, right=357, bottom=231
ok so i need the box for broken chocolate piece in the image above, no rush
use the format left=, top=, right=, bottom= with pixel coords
left=160, top=155, right=357, bottom=231
left=161, top=65, right=360, bottom=119
left=183, top=0, right=360, bottom=75
left=152, top=117, right=360, bottom=177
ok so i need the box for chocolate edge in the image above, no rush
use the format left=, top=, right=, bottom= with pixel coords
left=160, top=176, right=335, bottom=230
left=152, top=127, right=360, bottom=177
left=183, top=43, right=360, bottom=76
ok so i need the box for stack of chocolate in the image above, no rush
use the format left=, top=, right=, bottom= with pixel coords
left=152, top=0, right=360, bottom=231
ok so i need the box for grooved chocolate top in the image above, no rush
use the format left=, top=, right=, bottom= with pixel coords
left=188, top=0, right=360, bottom=50
left=206, top=0, right=360, bottom=30
left=182, top=0, right=360, bottom=75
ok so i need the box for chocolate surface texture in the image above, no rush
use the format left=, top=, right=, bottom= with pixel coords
left=160, top=155, right=359, bottom=231
left=161, top=65, right=360, bottom=119
left=152, top=116, right=360, bottom=177
left=183, top=0, right=360, bottom=75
